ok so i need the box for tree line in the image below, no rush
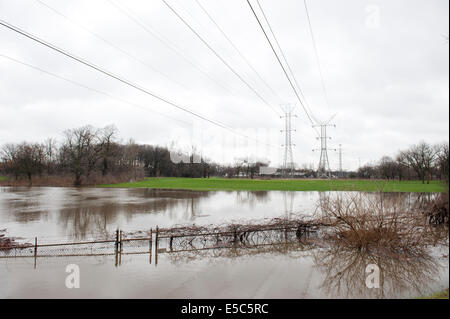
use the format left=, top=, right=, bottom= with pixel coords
left=0, top=125, right=448, bottom=186
left=354, top=142, right=449, bottom=184
left=0, top=125, right=223, bottom=186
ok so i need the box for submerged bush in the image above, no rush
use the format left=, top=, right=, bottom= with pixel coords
left=316, top=192, right=447, bottom=251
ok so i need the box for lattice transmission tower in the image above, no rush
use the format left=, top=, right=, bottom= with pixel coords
left=312, top=119, right=336, bottom=178
left=281, top=104, right=296, bottom=178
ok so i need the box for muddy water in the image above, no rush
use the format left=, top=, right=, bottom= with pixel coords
left=0, top=187, right=448, bottom=298
left=0, top=187, right=323, bottom=241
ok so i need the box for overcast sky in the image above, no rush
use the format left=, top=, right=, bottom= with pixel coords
left=0, top=0, right=448, bottom=170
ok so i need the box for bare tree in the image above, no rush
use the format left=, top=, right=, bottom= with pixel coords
left=395, top=153, right=410, bottom=181
left=60, top=125, right=103, bottom=186
left=1, top=143, right=45, bottom=184
left=99, top=125, right=119, bottom=176
left=435, top=142, right=449, bottom=184
left=44, top=138, right=58, bottom=175
left=399, top=142, right=438, bottom=184
left=378, top=156, right=396, bottom=180
left=1, top=143, right=19, bottom=180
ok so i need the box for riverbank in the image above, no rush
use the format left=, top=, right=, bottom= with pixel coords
left=100, top=177, right=448, bottom=192
left=418, top=289, right=449, bottom=299
left=0, top=173, right=142, bottom=187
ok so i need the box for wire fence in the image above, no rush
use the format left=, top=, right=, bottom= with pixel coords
left=0, top=218, right=326, bottom=265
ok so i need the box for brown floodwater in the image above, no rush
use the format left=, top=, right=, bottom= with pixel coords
left=0, top=187, right=448, bottom=298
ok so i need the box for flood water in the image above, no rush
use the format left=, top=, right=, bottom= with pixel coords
left=0, top=187, right=448, bottom=299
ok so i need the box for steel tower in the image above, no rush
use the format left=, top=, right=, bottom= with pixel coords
left=281, top=104, right=296, bottom=177
left=312, top=120, right=336, bottom=178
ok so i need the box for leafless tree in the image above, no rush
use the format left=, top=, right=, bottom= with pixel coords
left=98, top=125, right=119, bottom=176
left=1, top=142, right=45, bottom=184
left=60, top=125, right=103, bottom=186
left=1, top=143, right=19, bottom=179
left=435, top=143, right=449, bottom=184
left=378, top=156, right=397, bottom=180
left=399, top=142, right=438, bottom=184
left=43, top=138, right=58, bottom=175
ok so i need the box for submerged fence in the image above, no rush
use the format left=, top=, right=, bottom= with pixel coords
left=0, top=219, right=325, bottom=265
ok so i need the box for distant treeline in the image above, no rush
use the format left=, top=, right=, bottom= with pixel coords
left=353, top=142, right=448, bottom=184
left=0, top=124, right=448, bottom=186
left=0, top=125, right=221, bottom=186
left=0, top=125, right=269, bottom=186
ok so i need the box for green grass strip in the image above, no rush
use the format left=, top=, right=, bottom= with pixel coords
left=100, top=177, right=448, bottom=193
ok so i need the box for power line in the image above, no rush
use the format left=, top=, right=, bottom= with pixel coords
left=250, top=0, right=320, bottom=138
left=194, top=0, right=283, bottom=104
left=0, top=18, right=278, bottom=149
left=34, top=0, right=193, bottom=94
left=35, top=0, right=250, bottom=126
left=0, top=53, right=191, bottom=128
left=254, top=0, right=321, bottom=139
left=177, top=0, right=271, bottom=105
left=254, top=0, right=310, bottom=109
left=304, top=0, right=331, bottom=109
left=162, top=0, right=281, bottom=117
left=106, top=0, right=234, bottom=95
left=246, top=0, right=316, bottom=128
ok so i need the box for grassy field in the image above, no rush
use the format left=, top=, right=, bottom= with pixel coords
left=418, top=289, right=449, bottom=299
left=0, top=176, right=7, bottom=181
left=100, top=177, right=448, bottom=192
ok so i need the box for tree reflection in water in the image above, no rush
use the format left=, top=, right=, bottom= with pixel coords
left=312, top=244, right=443, bottom=298
left=57, top=189, right=211, bottom=239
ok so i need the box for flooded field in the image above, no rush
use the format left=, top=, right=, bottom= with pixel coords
left=0, top=187, right=448, bottom=298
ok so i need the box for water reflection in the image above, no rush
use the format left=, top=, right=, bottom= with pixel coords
left=0, top=187, right=447, bottom=299
left=312, top=244, right=443, bottom=298
left=56, top=191, right=210, bottom=239
left=0, top=187, right=283, bottom=240
left=156, top=235, right=446, bottom=299
left=0, top=187, right=443, bottom=242
left=235, top=191, right=270, bottom=209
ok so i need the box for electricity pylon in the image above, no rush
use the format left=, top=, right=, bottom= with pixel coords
left=338, top=144, right=343, bottom=178
left=281, top=104, right=296, bottom=178
left=312, top=116, right=336, bottom=178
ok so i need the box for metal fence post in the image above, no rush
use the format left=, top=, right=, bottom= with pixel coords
left=149, top=228, right=152, bottom=264
left=155, top=226, right=159, bottom=266
left=115, top=229, right=119, bottom=250
left=34, top=237, right=37, bottom=257
left=119, top=230, right=123, bottom=252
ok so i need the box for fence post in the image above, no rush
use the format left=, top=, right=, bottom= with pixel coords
left=34, top=237, right=37, bottom=257
left=149, top=228, right=153, bottom=252
left=155, top=226, right=159, bottom=249
left=119, top=230, right=123, bottom=252
left=115, top=229, right=118, bottom=247
left=149, top=228, right=152, bottom=264
left=155, top=226, right=159, bottom=266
